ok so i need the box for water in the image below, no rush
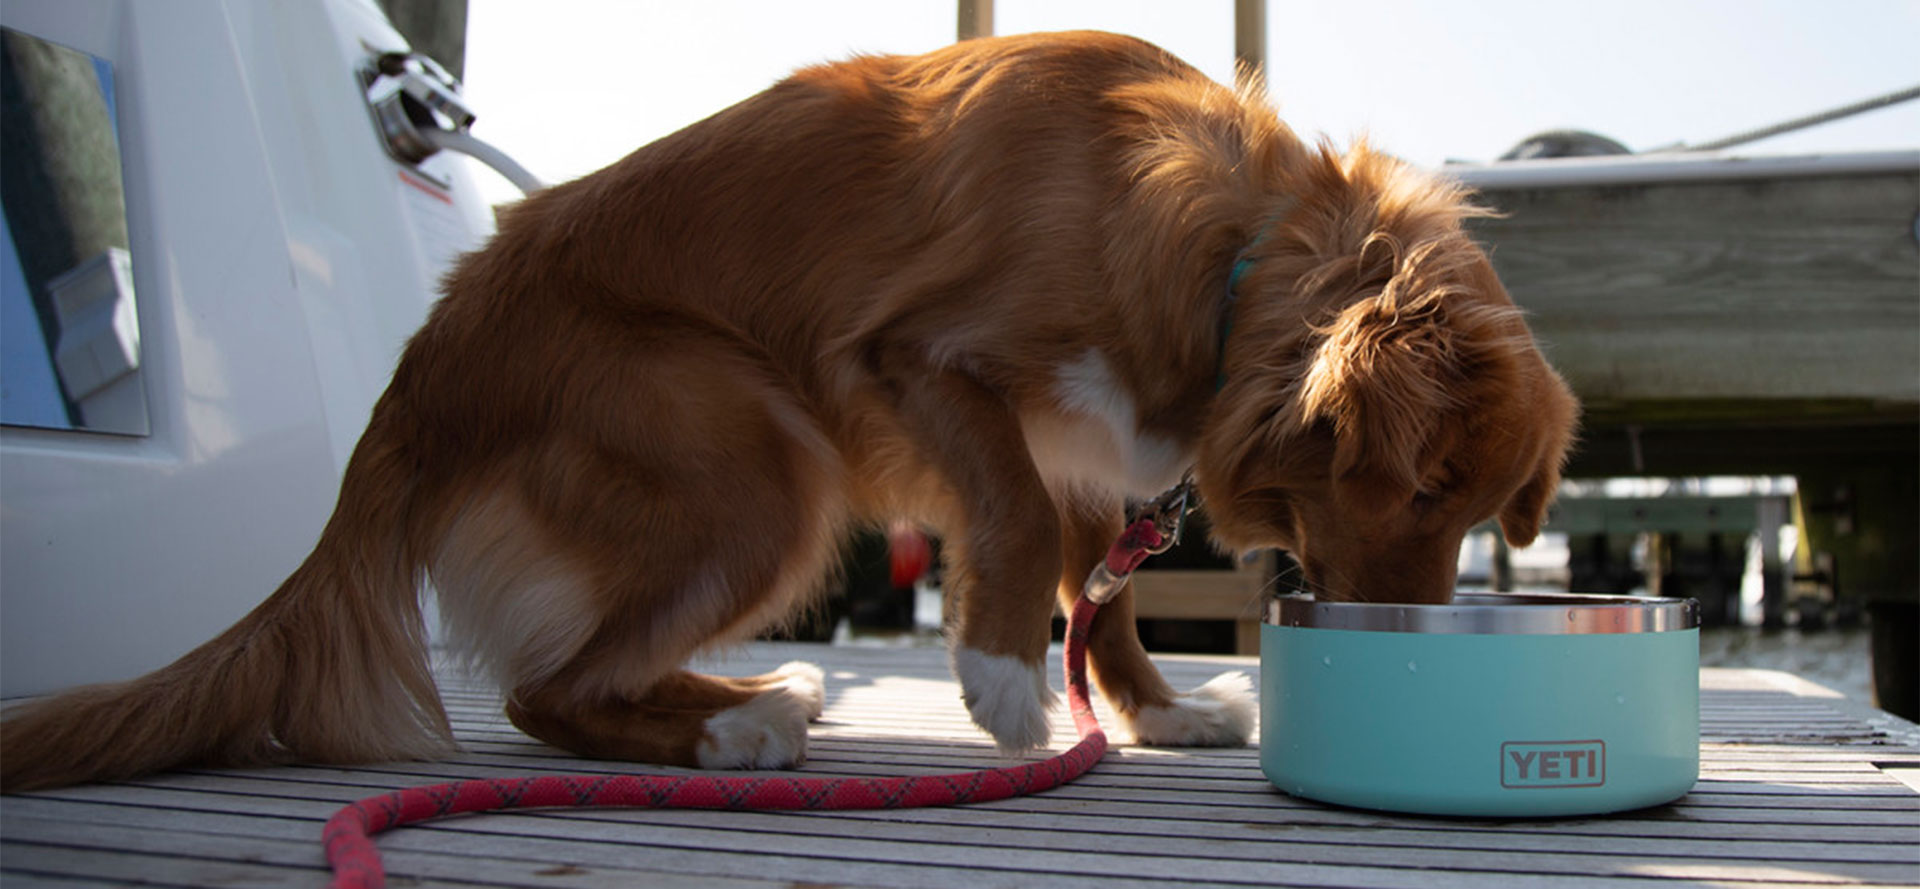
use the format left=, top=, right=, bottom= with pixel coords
left=1698, top=625, right=1875, bottom=704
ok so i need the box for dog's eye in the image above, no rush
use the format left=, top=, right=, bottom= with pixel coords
left=1413, top=469, right=1457, bottom=511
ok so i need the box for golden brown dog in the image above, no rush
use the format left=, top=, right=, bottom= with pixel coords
left=1, top=31, right=1577, bottom=791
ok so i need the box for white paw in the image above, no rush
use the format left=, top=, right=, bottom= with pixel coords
left=951, top=648, right=1058, bottom=753
left=1125, top=671, right=1255, bottom=747
left=771, top=660, right=826, bottom=721
left=696, top=687, right=812, bottom=769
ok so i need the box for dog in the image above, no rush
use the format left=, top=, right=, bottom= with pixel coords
left=0, top=31, right=1577, bottom=791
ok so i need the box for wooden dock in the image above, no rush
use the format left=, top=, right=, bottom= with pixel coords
left=4, top=642, right=1917, bottom=888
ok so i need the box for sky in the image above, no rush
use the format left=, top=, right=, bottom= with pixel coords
left=459, top=0, right=1919, bottom=206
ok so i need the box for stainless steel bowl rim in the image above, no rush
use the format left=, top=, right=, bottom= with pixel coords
left=1265, top=591, right=1699, bottom=634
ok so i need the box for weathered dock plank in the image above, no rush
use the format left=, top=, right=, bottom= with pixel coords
left=3, top=643, right=1915, bottom=888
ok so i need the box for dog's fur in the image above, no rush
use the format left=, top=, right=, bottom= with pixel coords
left=0, top=32, right=1576, bottom=791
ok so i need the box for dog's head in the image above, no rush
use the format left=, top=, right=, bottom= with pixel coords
left=1197, top=144, right=1578, bottom=604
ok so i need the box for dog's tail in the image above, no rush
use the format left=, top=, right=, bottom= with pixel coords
left=0, top=407, right=454, bottom=792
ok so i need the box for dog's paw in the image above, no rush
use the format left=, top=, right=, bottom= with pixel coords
left=770, top=660, right=827, bottom=721
left=696, top=686, right=812, bottom=769
left=952, top=648, right=1058, bottom=753
left=1125, top=671, right=1255, bottom=747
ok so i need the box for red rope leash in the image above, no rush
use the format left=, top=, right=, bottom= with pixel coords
left=321, top=513, right=1174, bottom=888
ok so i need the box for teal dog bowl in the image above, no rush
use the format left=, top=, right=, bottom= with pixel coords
left=1261, top=591, right=1699, bottom=817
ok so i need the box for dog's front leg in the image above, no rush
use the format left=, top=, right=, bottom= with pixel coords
left=882, top=358, right=1063, bottom=752
left=1055, top=502, right=1177, bottom=714
left=1056, top=503, right=1255, bottom=747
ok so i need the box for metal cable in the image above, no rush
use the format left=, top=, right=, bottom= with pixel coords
left=1679, top=83, right=1920, bottom=153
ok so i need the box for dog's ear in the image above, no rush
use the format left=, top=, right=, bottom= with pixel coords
left=1497, top=371, right=1577, bottom=546
left=1498, top=453, right=1560, bottom=547
left=1291, top=291, right=1460, bottom=516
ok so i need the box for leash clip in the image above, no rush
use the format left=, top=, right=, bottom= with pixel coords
left=1128, top=475, right=1195, bottom=555
left=1082, top=475, right=1199, bottom=605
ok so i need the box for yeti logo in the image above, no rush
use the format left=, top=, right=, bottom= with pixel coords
left=1501, top=740, right=1606, bottom=789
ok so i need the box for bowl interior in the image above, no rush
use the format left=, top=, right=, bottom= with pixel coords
left=1265, top=591, right=1700, bottom=634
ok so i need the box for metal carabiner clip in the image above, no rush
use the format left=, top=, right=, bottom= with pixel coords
left=1129, top=474, right=1195, bottom=555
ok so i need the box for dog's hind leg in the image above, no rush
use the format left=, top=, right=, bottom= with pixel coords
left=434, top=322, right=844, bottom=768
left=506, top=668, right=821, bottom=768
left=728, top=661, right=828, bottom=720
left=497, top=617, right=830, bottom=768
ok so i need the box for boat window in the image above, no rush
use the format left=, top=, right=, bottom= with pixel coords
left=1, top=26, right=148, bottom=436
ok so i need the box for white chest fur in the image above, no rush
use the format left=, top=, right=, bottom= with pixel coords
left=1025, top=349, right=1191, bottom=498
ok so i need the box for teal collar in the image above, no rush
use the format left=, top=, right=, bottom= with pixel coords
left=1216, top=253, right=1253, bottom=391
left=1217, top=201, right=1297, bottom=391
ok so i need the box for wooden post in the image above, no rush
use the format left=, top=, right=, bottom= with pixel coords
left=1644, top=532, right=1669, bottom=599
left=1234, top=0, right=1266, bottom=90
left=1756, top=495, right=1790, bottom=628
left=958, top=0, right=993, bottom=41
left=1490, top=533, right=1513, bottom=592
